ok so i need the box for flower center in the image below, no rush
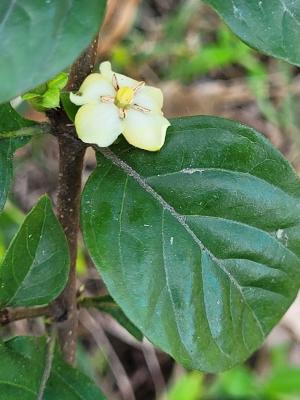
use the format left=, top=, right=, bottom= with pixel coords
left=114, top=86, right=134, bottom=109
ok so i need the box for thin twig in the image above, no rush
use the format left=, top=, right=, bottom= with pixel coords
left=142, top=339, right=167, bottom=400
left=95, top=313, right=152, bottom=351
left=0, top=123, right=51, bottom=140
left=0, top=305, right=51, bottom=326
left=80, top=309, right=136, bottom=400
left=37, top=326, right=56, bottom=400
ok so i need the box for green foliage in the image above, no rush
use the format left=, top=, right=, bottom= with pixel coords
left=0, top=196, right=70, bottom=307
left=0, top=0, right=106, bottom=104
left=165, top=346, right=300, bottom=400
left=167, top=372, right=204, bottom=400
left=22, top=72, right=69, bottom=111
left=208, top=345, right=300, bottom=400
left=0, top=204, right=24, bottom=262
left=170, top=25, right=257, bottom=81
left=61, top=92, right=80, bottom=122
left=209, top=366, right=258, bottom=399
left=0, top=104, right=37, bottom=211
left=204, top=0, right=300, bottom=67
left=2, top=0, right=300, bottom=395
left=1, top=336, right=105, bottom=399
left=81, top=116, right=300, bottom=372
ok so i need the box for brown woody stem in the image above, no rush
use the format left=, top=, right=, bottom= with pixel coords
left=0, top=305, right=51, bottom=326
left=51, top=136, right=85, bottom=365
left=47, top=34, right=99, bottom=365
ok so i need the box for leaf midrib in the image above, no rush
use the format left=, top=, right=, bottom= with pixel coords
left=97, top=147, right=266, bottom=338
left=4, top=200, right=49, bottom=306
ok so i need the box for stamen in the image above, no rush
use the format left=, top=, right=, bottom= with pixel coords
left=101, top=96, right=114, bottom=104
left=112, top=73, right=119, bottom=91
left=133, top=81, right=145, bottom=93
left=132, top=103, right=151, bottom=113
left=119, top=108, right=127, bottom=119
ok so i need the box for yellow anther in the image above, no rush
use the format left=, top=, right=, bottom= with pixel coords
left=115, top=86, right=134, bottom=109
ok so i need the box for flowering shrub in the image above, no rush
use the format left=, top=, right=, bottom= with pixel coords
left=0, top=1, right=300, bottom=398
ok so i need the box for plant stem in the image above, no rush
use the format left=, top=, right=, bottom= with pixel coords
left=0, top=123, right=51, bottom=140
left=50, top=135, right=85, bottom=365
left=66, top=35, right=99, bottom=92
left=0, top=305, right=51, bottom=325
left=48, top=34, right=99, bottom=366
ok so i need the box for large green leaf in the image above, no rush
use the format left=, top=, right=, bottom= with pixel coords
left=0, top=0, right=106, bottom=103
left=81, top=116, right=300, bottom=372
left=0, top=104, right=35, bottom=211
left=204, top=0, right=300, bottom=66
left=1, top=336, right=105, bottom=399
left=0, top=196, right=69, bottom=307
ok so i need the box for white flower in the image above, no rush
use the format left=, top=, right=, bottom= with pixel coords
left=70, top=61, right=170, bottom=151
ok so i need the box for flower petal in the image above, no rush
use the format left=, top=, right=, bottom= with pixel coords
left=134, top=86, right=163, bottom=112
left=75, top=103, right=123, bottom=147
left=99, top=61, right=138, bottom=88
left=123, top=109, right=170, bottom=151
left=70, top=73, right=115, bottom=106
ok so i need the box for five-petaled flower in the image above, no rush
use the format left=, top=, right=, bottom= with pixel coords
left=70, top=61, right=170, bottom=151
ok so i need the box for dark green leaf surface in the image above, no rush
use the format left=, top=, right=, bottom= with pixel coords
left=81, top=116, right=300, bottom=372
left=81, top=295, right=143, bottom=340
left=0, top=196, right=69, bottom=307
left=205, top=0, right=300, bottom=66
left=1, top=336, right=105, bottom=400
left=0, top=0, right=106, bottom=103
left=0, top=104, right=35, bottom=210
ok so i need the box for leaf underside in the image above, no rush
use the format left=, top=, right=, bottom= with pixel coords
left=205, top=0, right=300, bottom=66
left=81, top=116, right=300, bottom=372
left=0, top=0, right=106, bottom=103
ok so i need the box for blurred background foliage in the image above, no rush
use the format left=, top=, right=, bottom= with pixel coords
left=2, top=0, right=300, bottom=399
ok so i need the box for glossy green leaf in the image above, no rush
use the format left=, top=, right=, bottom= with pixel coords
left=0, top=0, right=106, bottom=103
left=0, top=196, right=69, bottom=307
left=0, top=104, right=36, bottom=211
left=204, top=0, right=300, bottom=66
left=81, top=116, right=300, bottom=372
left=1, top=336, right=105, bottom=400
left=81, top=295, right=143, bottom=340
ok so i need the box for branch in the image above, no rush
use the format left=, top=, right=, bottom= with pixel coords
left=48, top=33, right=99, bottom=366
left=0, top=305, right=51, bottom=326
left=0, top=123, right=51, bottom=139
left=65, top=35, right=99, bottom=92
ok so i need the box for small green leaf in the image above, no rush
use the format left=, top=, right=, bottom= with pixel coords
left=0, top=104, right=37, bottom=211
left=0, top=196, right=70, bottom=307
left=48, top=72, right=69, bottom=90
left=22, top=72, right=69, bottom=111
left=0, top=0, right=107, bottom=103
left=81, top=295, right=143, bottom=341
left=204, top=0, right=300, bottom=66
left=2, top=336, right=106, bottom=399
left=81, top=116, right=300, bottom=372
